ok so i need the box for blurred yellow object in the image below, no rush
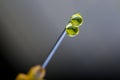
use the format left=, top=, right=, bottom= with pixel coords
left=16, top=65, right=45, bottom=80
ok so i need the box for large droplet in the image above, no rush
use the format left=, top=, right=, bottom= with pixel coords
left=66, top=23, right=79, bottom=37
left=70, top=13, right=83, bottom=27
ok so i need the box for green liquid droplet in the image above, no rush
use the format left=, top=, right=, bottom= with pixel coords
left=66, top=23, right=79, bottom=37
left=66, top=13, right=83, bottom=37
left=70, top=13, right=83, bottom=27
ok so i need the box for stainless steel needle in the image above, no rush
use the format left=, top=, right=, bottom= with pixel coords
left=42, top=29, right=66, bottom=68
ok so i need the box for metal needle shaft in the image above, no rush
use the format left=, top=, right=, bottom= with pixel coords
left=42, top=29, right=66, bottom=68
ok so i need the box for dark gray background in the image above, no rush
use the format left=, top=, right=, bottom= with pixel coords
left=1, top=0, right=120, bottom=79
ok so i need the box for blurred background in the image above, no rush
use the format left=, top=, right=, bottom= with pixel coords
left=1, top=0, right=120, bottom=79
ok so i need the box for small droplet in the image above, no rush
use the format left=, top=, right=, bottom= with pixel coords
left=70, top=13, right=83, bottom=27
left=66, top=23, right=79, bottom=37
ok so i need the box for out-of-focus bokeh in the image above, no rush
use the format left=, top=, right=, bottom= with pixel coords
left=1, top=0, right=120, bottom=79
